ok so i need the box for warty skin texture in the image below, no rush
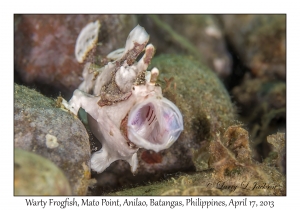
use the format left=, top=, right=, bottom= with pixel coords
left=63, top=25, right=183, bottom=173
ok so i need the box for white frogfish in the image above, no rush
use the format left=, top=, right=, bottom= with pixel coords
left=63, top=23, right=184, bottom=173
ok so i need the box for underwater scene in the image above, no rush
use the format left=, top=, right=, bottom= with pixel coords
left=14, top=14, right=286, bottom=196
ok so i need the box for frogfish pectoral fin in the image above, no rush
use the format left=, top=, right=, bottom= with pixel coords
left=91, top=147, right=116, bottom=173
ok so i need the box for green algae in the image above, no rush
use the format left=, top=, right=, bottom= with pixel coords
left=108, top=126, right=285, bottom=196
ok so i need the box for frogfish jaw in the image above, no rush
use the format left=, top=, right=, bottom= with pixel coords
left=127, top=97, right=184, bottom=153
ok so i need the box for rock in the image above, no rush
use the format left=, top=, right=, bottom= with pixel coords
left=219, top=15, right=286, bottom=80
left=14, top=14, right=137, bottom=97
left=90, top=54, right=236, bottom=195
left=14, top=83, right=91, bottom=195
left=14, top=148, right=72, bottom=195
left=138, top=15, right=232, bottom=78
left=146, top=54, right=236, bottom=168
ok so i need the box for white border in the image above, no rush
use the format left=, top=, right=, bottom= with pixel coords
left=4, top=0, right=297, bottom=209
